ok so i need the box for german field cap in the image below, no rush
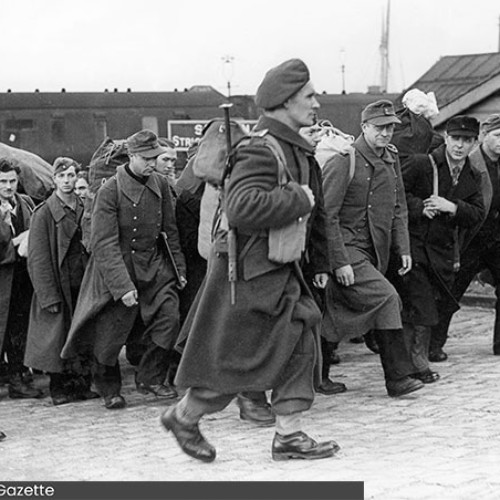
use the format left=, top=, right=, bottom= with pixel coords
left=446, top=115, right=479, bottom=137
left=126, top=129, right=164, bottom=158
left=361, top=100, right=401, bottom=125
left=255, top=58, right=310, bottom=109
left=482, top=114, right=500, bottom=133
left=53, top=157, right=79, bottom=175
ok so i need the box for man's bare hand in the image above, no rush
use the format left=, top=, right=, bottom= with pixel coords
left=121, top=290, right=138, bottom=307
left=313, top=273, right=329, bottom=289
left=335, top=265, right=355, bottom=287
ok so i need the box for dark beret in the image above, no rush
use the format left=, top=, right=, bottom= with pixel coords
left=446, top=115, right=480, bottom=137
left=361, top=100, right=401, bottom=125
left=482, top=114, right=500, bottom=133
left=126, top=129, right=164, bottom=158
left=255, top=59, right=310, bottom=109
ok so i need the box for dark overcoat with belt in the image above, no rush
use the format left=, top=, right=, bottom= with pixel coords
left=61, top=165, right=186, bottom=365
left=401, top=144, right=485, bottom=324
left=24, top=192, right=88, bottom=373
left=0, top=193, right=34, bottom=353
left=174, top=116, right=329, bottom=396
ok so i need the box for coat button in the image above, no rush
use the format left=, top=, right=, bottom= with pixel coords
left=133, top=228, right=137, bottom=232
left=133, top=203, right=137, bottom=207
left=133, top=216, right=137, bottom=220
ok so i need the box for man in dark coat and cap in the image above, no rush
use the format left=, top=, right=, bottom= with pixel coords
left=321, top=100, right=423, bottom=397
left=430, top=114, right=499, bottom=360
left=398, top=116, right=485, bottom=380
left=61, top=130, right=186, bottom=409
left=161, top=59, right=338, bottom=463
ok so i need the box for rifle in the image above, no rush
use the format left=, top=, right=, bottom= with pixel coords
left=220, top=103, right=238, bottom=305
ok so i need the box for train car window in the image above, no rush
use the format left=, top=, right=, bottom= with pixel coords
left=5, top=119, right=34, bottom=130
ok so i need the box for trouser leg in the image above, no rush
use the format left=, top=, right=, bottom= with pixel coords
left=135, top=340, right=170, bottom=386
left=92, top=359, right=122, bottom=398
left=240, top=391, right=268, bottom=404
left=49, top=372, right=73, bottom=397
left=411, top=325, right=431, bottom=373
left=493, top=286, right=500, bottom=353
left=270, top=330, right=315, bottom=416
left=374, top=329, right=414, bottom=381
left=175, top=387, right=235, bottom=425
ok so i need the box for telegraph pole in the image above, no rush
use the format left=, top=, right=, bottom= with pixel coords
left=379, top=0, right=390, bottom=93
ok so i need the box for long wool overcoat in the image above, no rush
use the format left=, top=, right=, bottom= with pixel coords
left=24, top=192, right=87, bottom=373
left=174, top=116, right=329, bottom=394
left=61, top=165, right=186, bottom=365
left=399, top=144, right=485, bottom=325
left=321, top=135, right=410, bottom=340
left=0, top=193, right=34, bottom=353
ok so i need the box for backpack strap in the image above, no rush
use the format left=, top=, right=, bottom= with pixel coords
left=348, top=147, right=356, bottom=184
left=428, top=154, right=439, bottom=196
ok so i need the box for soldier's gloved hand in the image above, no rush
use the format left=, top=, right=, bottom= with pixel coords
left=121, top=289, right=138, bottom=307
left=46, top=303, right=61, bottom=314
left=300, top=185, right=315, bottom=208
left=335, top=265, right=355, bottom=287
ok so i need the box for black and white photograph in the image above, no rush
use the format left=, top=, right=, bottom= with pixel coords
left=1, top=1, right=500, bottom=499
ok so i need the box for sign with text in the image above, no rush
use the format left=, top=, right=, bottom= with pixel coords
left=167, top=120, right=257, bottom=151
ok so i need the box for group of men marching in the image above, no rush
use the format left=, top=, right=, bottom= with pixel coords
left=1, top=58, right=499, bottom=463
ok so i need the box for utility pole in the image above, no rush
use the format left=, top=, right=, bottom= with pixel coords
left=340, top=48, right=346, bottom=95
left=221, top=55, right=234, bottom=98
left=379, top=0, right=390, bottom=93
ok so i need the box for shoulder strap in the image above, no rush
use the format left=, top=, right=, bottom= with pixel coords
left=259, top=134, right=290, bottom=187
left=348, top=147, right=356, bottom=184
left=428, top=154, right=439, bottom=196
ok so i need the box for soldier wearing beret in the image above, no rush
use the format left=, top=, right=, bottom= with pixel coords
left=61, top=130, right=187, bottom=409
left=0, top=159, right=41, bottom=399
left=161, top=59, right=338, bottom=463
left=322, top=99, right=423, bottom=397
left=399, top=115, right=485, bottom=380
left=430, top=114, right=500, bottom=361
left=25, top=157, right=97, bottom=405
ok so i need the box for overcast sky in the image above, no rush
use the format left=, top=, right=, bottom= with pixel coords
left=1, top=0, right=499, bottom=96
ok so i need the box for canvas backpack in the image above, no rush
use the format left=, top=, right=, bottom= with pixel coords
left=81, top=137, right=129, bottom=251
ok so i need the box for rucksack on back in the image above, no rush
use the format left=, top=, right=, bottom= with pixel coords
left=191, top=118, right=248, bottom=186
left=82, top=137, right=129, bottom=251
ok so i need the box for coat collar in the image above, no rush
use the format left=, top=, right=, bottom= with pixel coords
left=116, top=164, right=161, bottom=203
left=354, top=135, right=396, bottom=165
left=46, top=192, right=81, bottom=223
left=255, top=116, right=315, bottom=154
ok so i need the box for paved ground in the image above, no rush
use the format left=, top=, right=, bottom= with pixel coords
left=1, top=305, right=499, bottom=499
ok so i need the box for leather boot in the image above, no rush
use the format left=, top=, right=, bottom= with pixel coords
left=0, top=431, right=6, bottom=441
left=272, top=431, right=340, bottom=461
left=161, top=406, right=216, bottom=463
left=237, top=393, right=275, bottom=427
left=374, top=329, right=424, bottom=397
left=316, top=342, right=347, bottom=395
left=364, top=330, right=380, bottom=354
left=8, top=374, right=44, bottom=399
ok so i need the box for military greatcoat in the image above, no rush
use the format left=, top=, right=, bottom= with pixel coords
left=174, top=116, right=329, bottom=404
left=321, top=134, right=410, bottom=341
left=61, top=165, right=186, bottom=365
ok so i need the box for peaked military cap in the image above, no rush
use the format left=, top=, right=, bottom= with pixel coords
left=482, top=114, right=500, bottom=133
left=255, top=59, right=310, bottom=109
left=361, top=100, right=401, bottom=126
left=126, top=129, right=164, bottom=158
left=446, top=115, right=479, bottom=137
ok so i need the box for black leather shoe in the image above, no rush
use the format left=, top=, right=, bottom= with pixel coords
left=386, top=376, right=424, bottom=397
left=237, top=395, right=275, bottom=427
left=316, top=378, right=347, bottom=395
left=161, top=406, right=216, bottom=463
left=75, top=389, right=100, bottom=401
left=410, top=370, right=440, bottom=384
left=8, top=377, right=44, bottom=399
left=104, top=395, right=126, bottom=409
left=429, top=349, right=448, bottom=362
left=0, top=431, right=6, bottom=441
left=364, top=331, right=380, bottom=354
left=52, top=394, right=77, bottom=406
left=137, top=382, right=178, bottom=399
left=272, top=431, right=340, bottom=461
